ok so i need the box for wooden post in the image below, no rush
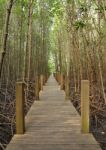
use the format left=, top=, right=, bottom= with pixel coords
left=35, top=75, right=40, bottom=100
left=40, top=74, right=43, bottom=91
left=57, top=72, right=60, bottom=85
left=60, top=74, right=64, bottom=90
left=54, top=73, right=56, bottom=80
left=39, top=79, right=41, bottom=91
left=43, top=75, right=46, bottom=85
left=65, top=75, right=70, bottom=100
left=81, top=80, right=89, bottom=133
left=56, top=72, right=60, bottom=84
left=56, top=73, right=58, bottom=82
left=16, top=82, right=25, bottom=134
left=58, top=73, right=61, bottom=84
left=45, top=74, right=48, bottom=83
left=55, top=73, right=57, bottom=81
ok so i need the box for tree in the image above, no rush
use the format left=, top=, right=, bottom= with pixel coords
left=0, top=0, right=14, bottom=79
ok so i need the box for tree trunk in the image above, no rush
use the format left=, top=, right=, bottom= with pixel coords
left=0, top=0, right=14, bottom=79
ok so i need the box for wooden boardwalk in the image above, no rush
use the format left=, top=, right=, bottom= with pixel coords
left=6, top=75, right=102, bottom=150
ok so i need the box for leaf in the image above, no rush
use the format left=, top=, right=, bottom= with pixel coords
left=74, top=20, right=86, bottom=30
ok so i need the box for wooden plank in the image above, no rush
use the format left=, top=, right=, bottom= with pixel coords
left=10, top=134, right=98, bottom=144
left=6, top=144, right=101, bottom=150
left=6, top=75, right=101, bottom=150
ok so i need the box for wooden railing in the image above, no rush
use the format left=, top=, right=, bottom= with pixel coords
left=15, top=74, right=49, bottom=134
left=54, top=72, right=90, bottom=134
left=15, top=75, right=90, bottom=135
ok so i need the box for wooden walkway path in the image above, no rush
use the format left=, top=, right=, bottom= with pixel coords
left=6, top=75, right=102, bottom=150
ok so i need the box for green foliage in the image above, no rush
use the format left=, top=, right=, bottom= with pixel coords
left=48, top=58, right=55, bottom=73
left=49, top=1, right=64, bottom=18
left=0, top=0, right=6, bottom=16
left=79, top=4, right=88, bottom=12
left=74, top=20, right=86, bottom=30
left=100, top=25, right=106, bottom=37
left=95, top=5, right=106, bottom=13
left=67, top=0, right=71, bottom=4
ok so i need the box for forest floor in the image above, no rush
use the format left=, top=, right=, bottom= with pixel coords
left=92, top=122, right=106, bottom=150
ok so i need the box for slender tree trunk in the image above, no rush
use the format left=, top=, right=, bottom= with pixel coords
left=27, top=0, right=33, bottom=82
left=0, top=0, right=14, bottom=79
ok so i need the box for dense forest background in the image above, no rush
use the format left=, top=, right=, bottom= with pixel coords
left=0, top=0, right=106, bottom=149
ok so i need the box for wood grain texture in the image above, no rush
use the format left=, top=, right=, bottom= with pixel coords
left=16, top=82, right=25, bottom=134
left=81, top=80, right=89, bottom=133
left=6, top=75, right=102, bottom=150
